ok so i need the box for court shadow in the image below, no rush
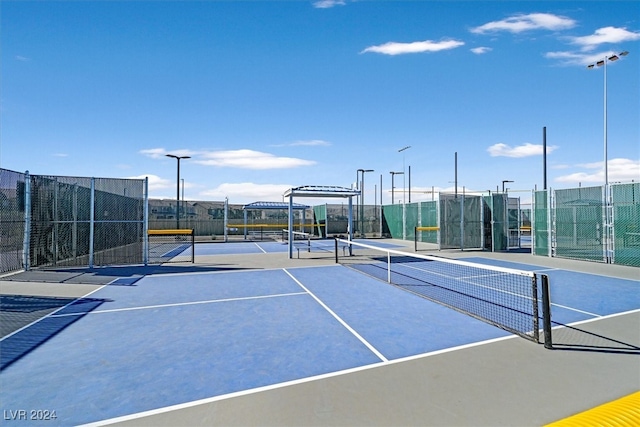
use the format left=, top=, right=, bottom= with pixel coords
left=4, top=264, right=253, bottom=285
left=0, top=296, right=107, bottom=370
left=548, top=323, right=640, bottom=355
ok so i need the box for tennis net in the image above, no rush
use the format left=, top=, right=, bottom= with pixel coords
left=335, top=238, right=552, bottom=346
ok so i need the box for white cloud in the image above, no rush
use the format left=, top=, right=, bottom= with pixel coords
left=488, top=143, right=558, bottom=158
left=53, top=153, right=68, bottom=157
left=568, top=26, right=640, bottom=51
left=141, top=147, right=315, bottom=169
left=471, top=46, right=492, bottom=55
left=544, top=50, right=602, bottom=66
left=201, top=182, right=292, bottom=201
left=139, top=148, right=197, bottom=159
left=289, top=139, right=331, bottom=147
left=313, top=0, right=345, bottom=8
left=555, top=158, right=640, bottom=184
left=361, top=39, right=464, bottom=55
left=196, top=149, right=316, bottom=169
left=127, top=174, right=173, bottom=192
left=471, top=13, right=576, bottom=34
left=15, top=55, right=30, bottom=61
left=546, top=26, right=638, bottom=66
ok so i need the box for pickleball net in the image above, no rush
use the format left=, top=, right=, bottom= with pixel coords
left=334, top=238, right=552, bottom=347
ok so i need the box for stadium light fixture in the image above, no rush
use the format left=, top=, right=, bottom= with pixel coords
left=502, top=180, right=514, bottom=193
left=166, top=154, right=191, bottom=228
left=390, top=171, right=404, bottom=204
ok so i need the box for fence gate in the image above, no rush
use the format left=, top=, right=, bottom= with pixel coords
left=439, top=193, right=483, bottom=250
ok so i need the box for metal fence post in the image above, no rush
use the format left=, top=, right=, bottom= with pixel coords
left=22, top=171, right=31, bottom=271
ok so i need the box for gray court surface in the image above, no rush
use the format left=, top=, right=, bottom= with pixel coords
left=1, top=239, right=638, bottom=426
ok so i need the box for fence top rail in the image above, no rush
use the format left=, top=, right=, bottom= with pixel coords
left=148, top=229, right=194, bottom=235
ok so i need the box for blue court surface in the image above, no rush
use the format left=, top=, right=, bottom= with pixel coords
left=1, top=245, right=638, bottom=426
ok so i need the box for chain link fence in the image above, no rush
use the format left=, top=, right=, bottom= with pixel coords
left=532, top=183, right=639, bottom=267
left=0, top=169, right=26, bottom=272
left=0, top=169, right=146, bottom=273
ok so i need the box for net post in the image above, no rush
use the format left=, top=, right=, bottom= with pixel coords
left=532, top=275, right=539, bottom=343
left=191, top=229, right=195, bottom=263
left=414, top=226, right=417, bottom=251
left=334, top=238, right=338, bottom=263
left=387, top=251, right=391, bottom=283
left=541, top=274, right=553, bottom=349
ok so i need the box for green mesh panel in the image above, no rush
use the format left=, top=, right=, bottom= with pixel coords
left=462, top=195, right=483, bottom=249
left=313, top=205, right=327, bottom=237
left=404, top=203, right=419, bottom=241
left=419, top=201, right=438, bottom=243
left=439, top=194, right=482, bottom=250
left=554, top=186, right=604, bottom=262
left=612, top=182, right=640, bottom=267
left=383, top=204, right=403, bottom=239
left=533, top=190, right=549, bottom=256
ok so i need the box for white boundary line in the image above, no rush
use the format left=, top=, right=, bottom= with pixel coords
left=554, top=307, right=640, bottom=329
left=282, top=268, right=388, bottom=363
left=253, top=242, right=268, bottom=253
left=551, top=302, right=602, bottom=318
left=79, top=310, right=640, bottom=427
left=78, top=333, right=520, bottom=427
left=0, top=285, right=108, bottom=342
left=49, top=292, right=308, bottom=317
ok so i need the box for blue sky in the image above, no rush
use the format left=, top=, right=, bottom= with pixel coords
left=2, top=1, right=639, bottom=205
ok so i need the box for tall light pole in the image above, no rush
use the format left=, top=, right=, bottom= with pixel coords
left=587, top=50, right=629, bottom=263
left=398, top=146, right=411, bottom=205
left=502, top=180, right=514, bottom=193
left=166, top=154, right=190, bottom=228
left=390, top=171, right=403, bottom=204
left=587, top=51, right=629, bottom=195
left=357, top=169, right=374, bottom=237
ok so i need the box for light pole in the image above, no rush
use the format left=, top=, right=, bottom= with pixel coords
left=587, top=51, right=629, bottom=195
left=398, top=146, right=411, bottom=205
left=587, top=50, right=629, bottom=263
left=502, top=180, right=514, bottom=193
left=166, top=154, right=190, bottom=228
left=390, top=171, right=403, bottom=204
left=357, top=169, right=374, bottom=237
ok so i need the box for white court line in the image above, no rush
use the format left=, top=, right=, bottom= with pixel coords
left=78, top=309, right=640, bottom=427
left=78, top=332, right=520, bottom=427
left=282, top=268, right=388, bottom=363
left=50, top=292, right=308, bottom=317
left=0, top=285, right=108, bottom=342
left=253, top=242, right=268, bottom=253
left=550, top=302, right=602, bottom=318
left=558, top=307, right=640, bottom=327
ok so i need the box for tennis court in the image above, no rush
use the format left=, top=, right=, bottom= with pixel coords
left=1, top=239, right=638, bottom=426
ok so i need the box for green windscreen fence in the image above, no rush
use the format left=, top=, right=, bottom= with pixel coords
left=404, top=202, right=419, bottom=242
left=439, top=194, right=483, bottom=250
left=313, top=205, right=327, bottom=237
left=383, top=204, right=404, bottom=239
left=532, top=183, right=639, bottom=267
left=554, top=186, right=605, bottom=262
left=533, top=190, right=550, bottom=257
left=419, top=201, right=439, bottom=244
left=612, top=182, right=640, bottom=267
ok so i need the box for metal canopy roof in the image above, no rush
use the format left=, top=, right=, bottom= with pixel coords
left=242, top=201, right=309, bottom=210
left=283, top=185, right=360, bottom=198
